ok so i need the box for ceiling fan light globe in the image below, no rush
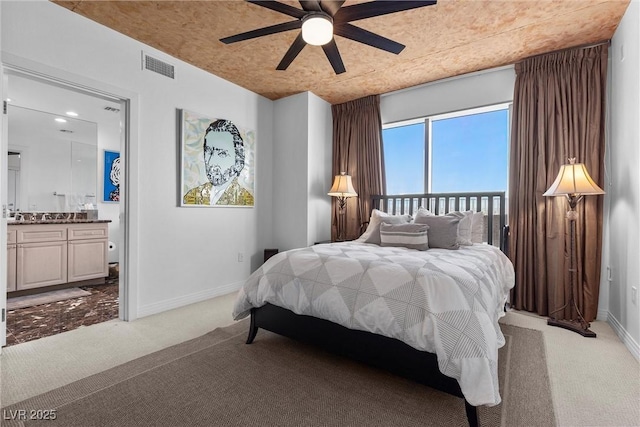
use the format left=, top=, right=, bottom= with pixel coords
left=302, top=13, right=333, bottom=46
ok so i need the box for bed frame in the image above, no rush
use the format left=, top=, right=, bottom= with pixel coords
left=246, top=192, right=508, bottom=427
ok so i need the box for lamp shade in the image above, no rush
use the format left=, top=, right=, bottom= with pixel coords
left=328, top=173, right=357, bottom=198
left=302, top=13, right=333, bottom=46
left=543, top=158, right=604, bottom=197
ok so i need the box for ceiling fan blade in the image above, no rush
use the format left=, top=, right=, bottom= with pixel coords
left=319, top=1, right=345, bottom=17
left=334, top=23, right=404, bottom=54
left=248, top=1, right=306, bottom=19
left=276, top=33, right=307, bottom=70
left=322, top=39, right=346, bottom=74
left=299, top=1, right=322, bottom=12
left=220, top=20, right=302, bottom=44
left=335, top=1, right=437, bottom=23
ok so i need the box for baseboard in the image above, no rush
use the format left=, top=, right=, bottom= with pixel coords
left=137, top=281, right=243, bottom=319
left=607, top=312, right=640, bottom=361
left=596, top=309, right=609, bottom=321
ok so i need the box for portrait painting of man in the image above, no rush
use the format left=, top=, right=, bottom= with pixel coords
left=180, top=110, right=255, bottom=207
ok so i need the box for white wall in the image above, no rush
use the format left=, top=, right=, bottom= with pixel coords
left=273, top=92, right=332, bottom=251
left=273, top=93, right=309, bottom=251
left=307, top=93, right=332, bottom=245
left=609, top=0, right=640, bottom=359
left=380, top=66, right=515, bottom=124
left=1, top=0, right=274, bottom=318
left=96, top=110, right=122, bottom=263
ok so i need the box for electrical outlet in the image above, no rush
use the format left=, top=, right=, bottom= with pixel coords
left=237, top=252, right=244, bottom=263
left=632, top=287, right=637, bottom=305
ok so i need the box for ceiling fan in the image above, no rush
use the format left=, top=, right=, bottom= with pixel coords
left=220, top=1, right=437, bottom=74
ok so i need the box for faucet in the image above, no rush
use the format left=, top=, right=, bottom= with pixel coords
left=41, top=213, right=51, bottom=221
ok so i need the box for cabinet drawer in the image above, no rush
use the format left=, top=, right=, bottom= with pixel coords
left=68, top=224, right=108, bottom=240
left=17, top=226, right=67, bottom=243
left=7, top=229, right=17, bottom=244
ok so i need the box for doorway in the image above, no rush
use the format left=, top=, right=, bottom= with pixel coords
left=2, top=69, right=128, bottom=346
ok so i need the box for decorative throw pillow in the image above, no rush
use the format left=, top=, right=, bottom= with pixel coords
left=357, top=209, right=411, bottom=244
left=447, top=210, right=473, bottom=246
left=471, top=211, right=484, bottom=244
left=413, top=214, right=460, bottom=249
left=413, top=207, right=434, bottom=221
left=379, top=223, right=429, bottom=250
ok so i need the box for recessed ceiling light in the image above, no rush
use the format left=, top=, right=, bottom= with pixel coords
left=55, top=118, right=67, bottom=123
left=6, top=98, right=11, bottom=102
left=66, top=111, right=78, bottom=117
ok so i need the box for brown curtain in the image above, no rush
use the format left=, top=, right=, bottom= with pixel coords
left=509, top=44, right=607, bottom=322
left=331, top=95, right=385, bottom=241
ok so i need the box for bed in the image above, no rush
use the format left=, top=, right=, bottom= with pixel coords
left=232, top=192, right=513, bottom=427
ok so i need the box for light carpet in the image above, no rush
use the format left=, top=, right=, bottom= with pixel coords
left=1, top=321, right=555, bottom=427
left=7, top=288, right=91, bottom=310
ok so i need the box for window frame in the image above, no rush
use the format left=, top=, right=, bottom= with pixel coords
left=382, top=102, right=512, bottom=195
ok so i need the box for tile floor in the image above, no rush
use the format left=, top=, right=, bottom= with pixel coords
left=6, top=279, right=119, bottom=346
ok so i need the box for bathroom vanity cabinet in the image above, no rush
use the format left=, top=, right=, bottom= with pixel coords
left=6, top=221, right=110, bottom=293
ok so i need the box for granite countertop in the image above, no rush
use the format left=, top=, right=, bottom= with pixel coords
left=8, top=219, right=112, bottom=226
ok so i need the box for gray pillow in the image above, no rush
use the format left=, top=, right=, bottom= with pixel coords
left=380, top=223, right=429, bottom=250
left=414, top=215, right=460, bottom=249
left=363, top=215, right=410, bottom=245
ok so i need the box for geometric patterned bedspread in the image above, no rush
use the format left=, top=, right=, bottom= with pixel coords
left=233, top=242, right=515, bottom=406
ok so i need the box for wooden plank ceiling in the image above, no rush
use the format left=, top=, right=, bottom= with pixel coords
left=52, top=0, right=630, bottom=105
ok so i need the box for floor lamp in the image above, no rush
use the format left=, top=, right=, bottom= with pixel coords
left=328, top=172, right=357, bottom=242
left=543, top=158, right=604, bottom=338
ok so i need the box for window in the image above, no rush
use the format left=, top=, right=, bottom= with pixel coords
left=382, top=104, right=510, bottom=195
left=382, top=122, right=425, bottom=195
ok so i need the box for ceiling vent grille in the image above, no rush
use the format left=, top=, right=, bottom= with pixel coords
left=142, top=52, right=175, bottom=79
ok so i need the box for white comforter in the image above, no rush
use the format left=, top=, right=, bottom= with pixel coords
left=233, top=242, right=515, bottom=406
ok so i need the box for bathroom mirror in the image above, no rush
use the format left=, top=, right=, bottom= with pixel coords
left=7, top=104, right=98, bottom=212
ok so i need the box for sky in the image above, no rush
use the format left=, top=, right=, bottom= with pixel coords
left=383, top=109, right=509, bottom=195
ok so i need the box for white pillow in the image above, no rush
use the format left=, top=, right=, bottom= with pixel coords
left=412, top=207, right=434, bottom=221
left=357, top=209, right=411, bottom=243
left=447, top=210, right=473, bottom=246
left=471, top=211, right=484, bottom=244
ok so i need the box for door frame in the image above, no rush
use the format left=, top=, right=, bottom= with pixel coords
left=0, top=53, right=140, bottom=350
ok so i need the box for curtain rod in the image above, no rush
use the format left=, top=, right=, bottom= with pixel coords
left=521, top=39, right=611, bottom=62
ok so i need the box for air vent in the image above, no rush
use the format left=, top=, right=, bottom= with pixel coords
left=142, top=52, right=175, bottom=79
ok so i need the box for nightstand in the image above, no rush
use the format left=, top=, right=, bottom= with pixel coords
left=263, top=248, right=278, bottom=263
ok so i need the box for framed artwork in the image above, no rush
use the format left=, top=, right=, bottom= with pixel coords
left=179, top=109, right=255, bottom=207
left=103, top=150, right=120, bottom=202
